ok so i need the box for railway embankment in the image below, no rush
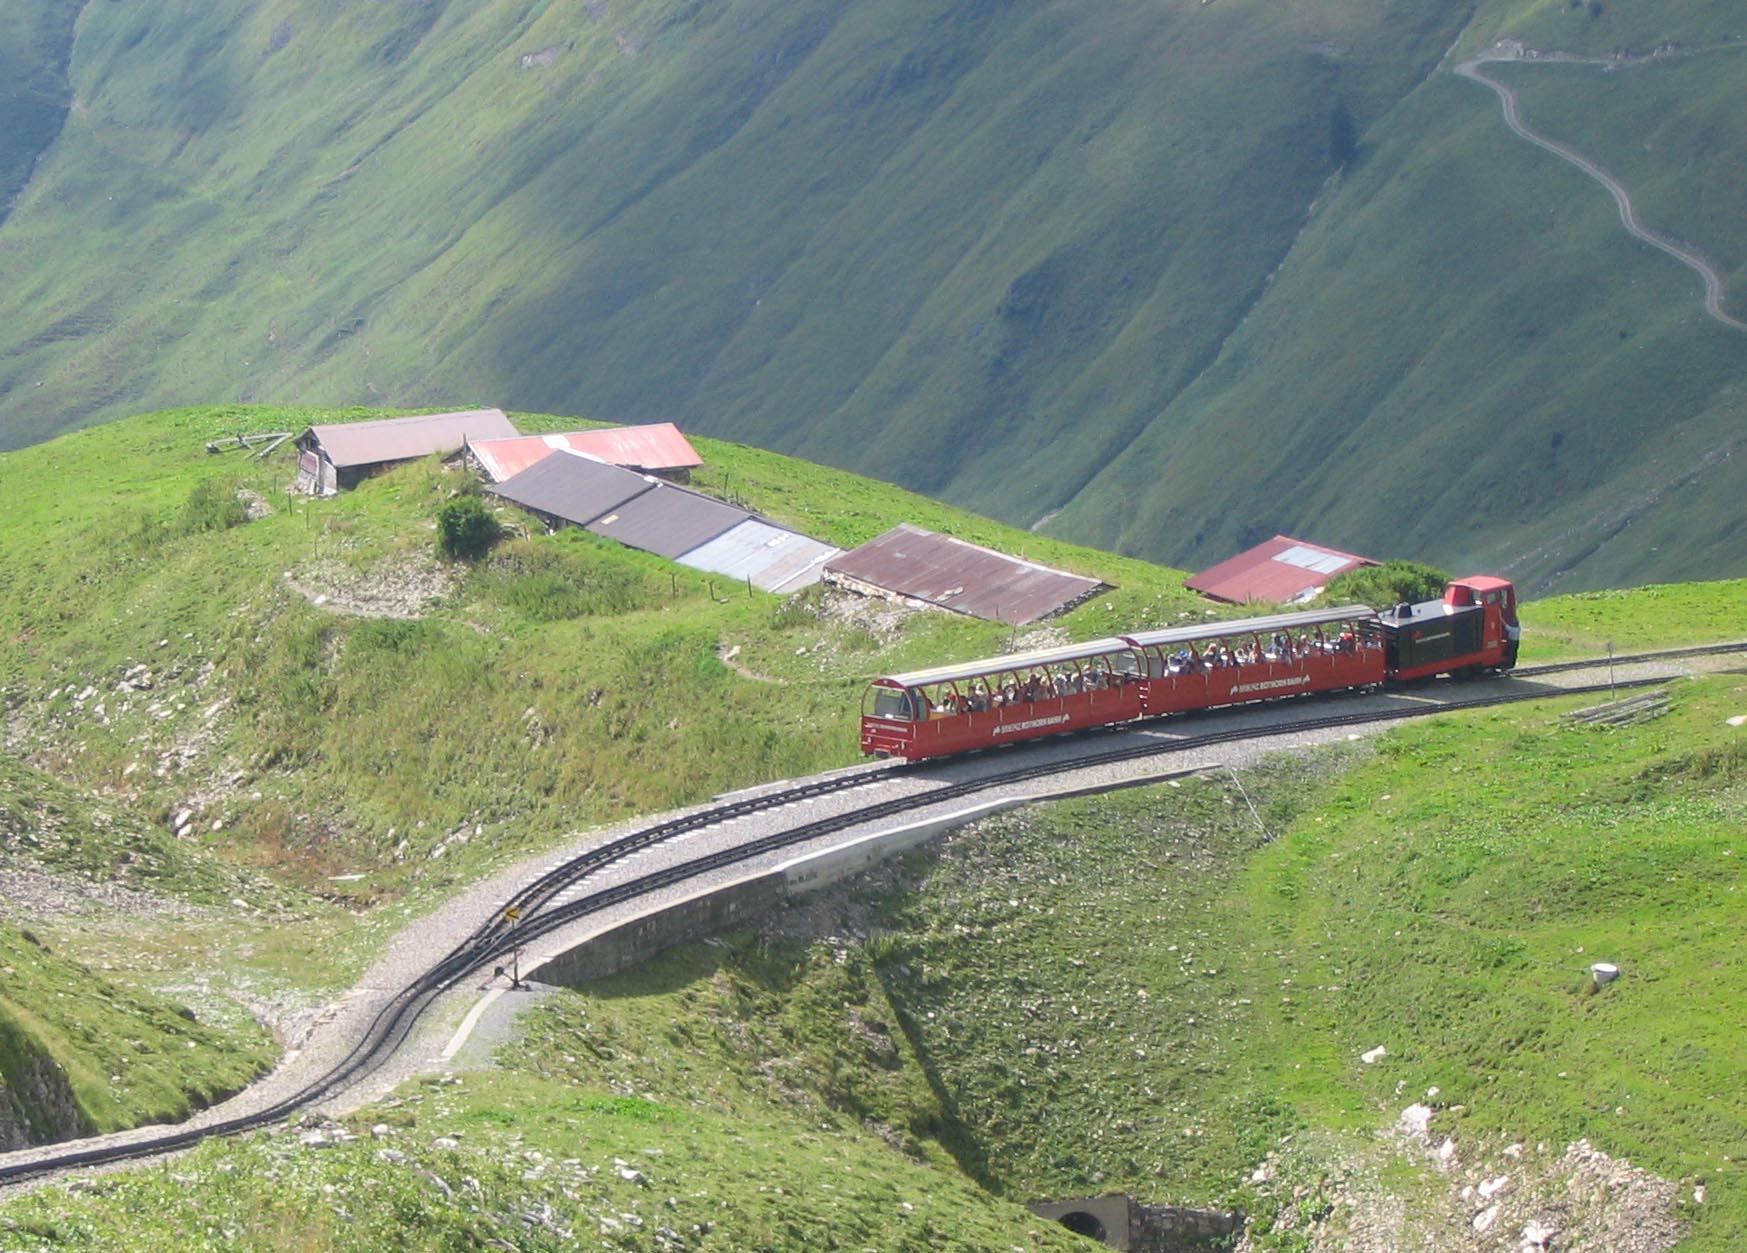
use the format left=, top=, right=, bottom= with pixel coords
left=3, top=407, right=1747, bottom=1247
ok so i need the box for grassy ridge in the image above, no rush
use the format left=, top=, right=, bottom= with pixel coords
left=0, top=962, right=1087, bottom=1251
left=0, top=923, right=273, bottom=1146
left=0, top=404, right=1204, bottom=894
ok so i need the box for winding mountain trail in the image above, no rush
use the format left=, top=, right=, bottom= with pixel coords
left=1456, top=44, right=1747, bottom=334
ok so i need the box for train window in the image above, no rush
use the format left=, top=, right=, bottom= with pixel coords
left=871, top=688, right=914, bottom=721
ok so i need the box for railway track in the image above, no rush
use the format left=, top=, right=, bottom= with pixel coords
left=2, top=643, right=1740, bottom=1187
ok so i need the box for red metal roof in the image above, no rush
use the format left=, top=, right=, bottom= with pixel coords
left=469, top=424, right=701, bottom=482
left=824, top=524, right=1106, bottom=625
left=569, top=423, right=702, bottom=471
left=1184, top=535, right=1377, bottom=605
left=304, top=409, right=518, bottom=469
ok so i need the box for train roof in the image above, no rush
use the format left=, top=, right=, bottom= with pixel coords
left=876, top=637, right=1135, bottom=688
left=1122, top=604, right=1379, bottom=649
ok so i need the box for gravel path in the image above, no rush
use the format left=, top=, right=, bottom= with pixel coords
left=1456, top=42, right=1747, bottom=333
left=1, top=652, right=1733, bottom=1189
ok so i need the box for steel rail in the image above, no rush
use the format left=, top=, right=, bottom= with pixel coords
left=1514, top=640, right=1746, bottom=678
left=0, top=649, right=1724, bottom=1187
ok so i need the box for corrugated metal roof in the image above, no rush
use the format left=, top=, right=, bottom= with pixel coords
left=485, top=449, right=656, bottom=526
left=468, top=435, right=596, bottom=483
left=677, top=519, right=841, bottom=593
left=824, top=524, right=1106, bottom=625
left=567, top=423, right=702, bottom=471
left=586, top=483, right=750, bottom=558
left=305, top=409, right=518, bottom=469
left=1124, top=605, right=1379, bottom=649
left=1184, top=535, right=1377, bottom=605
left=468, top=424, right=703, bottom=482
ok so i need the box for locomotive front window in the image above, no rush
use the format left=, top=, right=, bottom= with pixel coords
left=871, top=687, right=915, bottom=721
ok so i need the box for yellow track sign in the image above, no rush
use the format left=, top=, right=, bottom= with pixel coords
left=504, top=906, right=522, bottom=922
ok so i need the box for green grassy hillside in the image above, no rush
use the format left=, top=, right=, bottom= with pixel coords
left=5, top=581, right=1739, bottom=1247
left=0, top=1, right=78, bottom=221
left=0, top=404, right=1202, bottom=891
left=0, top=922, right=273, bottom=1149
left=1050, top=8, right=1747, bottom=594
left=17, top=0, right=1736, bottom=593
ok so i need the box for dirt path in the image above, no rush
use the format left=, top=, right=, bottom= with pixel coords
left=1455, top=44, right=1747, bottom=334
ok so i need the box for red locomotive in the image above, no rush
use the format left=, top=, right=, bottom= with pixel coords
left=860, top=576, right=1520, bottom=761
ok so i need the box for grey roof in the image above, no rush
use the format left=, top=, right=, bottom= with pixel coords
left=586, top=483, right=750, bottom=558
left=882, top=638, right=1136, bottom=689
left=825, top=524, right=1106, bottom=624
left=677, top=519, right=841, bottom=593
left=304, top=409, right=518, bottom=469
left=485, top=449, right=656, bottom=526
left=1123, top=605, right=1379, bottom=649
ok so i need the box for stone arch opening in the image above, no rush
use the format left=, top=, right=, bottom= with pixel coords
left=1059, top=1210, right=1109, bottom=1242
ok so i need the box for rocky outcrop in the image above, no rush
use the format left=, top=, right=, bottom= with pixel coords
left=0, top=1015, right=89, bottom=1150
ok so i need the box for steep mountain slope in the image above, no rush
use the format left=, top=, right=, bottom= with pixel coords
left=0, top=0, right=1742, bottom=592
left=0, top=0, right=79, bottom=222
left=0, top=1, right=1463, bottom=505
left=1051, top=2, right=1747, bottom=593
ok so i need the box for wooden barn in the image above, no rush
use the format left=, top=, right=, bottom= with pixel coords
left=295, top=409, right=518, bottom=495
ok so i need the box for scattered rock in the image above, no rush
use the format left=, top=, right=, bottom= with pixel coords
left=1361, top=1044, right=1387, bottom=1064
left=1521, top=1218, right=1558, bottom=1249
left=1478, top=1174, right=1513, bottom=1201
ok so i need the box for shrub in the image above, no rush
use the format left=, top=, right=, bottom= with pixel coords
left=1319, top=559, right=1450, bottom=609
left=436, top=496, right=501, bottom=561
left=177, top=478, right=249, bottom=535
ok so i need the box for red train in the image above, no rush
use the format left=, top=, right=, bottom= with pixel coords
left=860, top=576, right=1520, bottom=761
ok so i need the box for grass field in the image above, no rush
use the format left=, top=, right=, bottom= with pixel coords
left=11, top=663, right=1741, bottom=1245
left=0, top=405, right=1743, bottom=1240
left=837, top=666, right=1747, bottom=1246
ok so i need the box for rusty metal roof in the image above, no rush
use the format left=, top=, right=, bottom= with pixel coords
left=824, top=524, right=1106, bottom=625
left=585, top=483, right=749, bottom=558
left=485, top=449, right=655, bottom=526
left=305, top=409, right=518, bottom=469
left=469, top=423, right=703, bottom=482
left=1184, top=535, right=1377, bottom=605
left=677, top=519, right=840, bottom=593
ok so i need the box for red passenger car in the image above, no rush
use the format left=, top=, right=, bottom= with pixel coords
left=860, top=638, right=1145, bottom=760
left=858, top=578, right=1520, bottom=761
left=1123, top=604, right=1387, bottom=717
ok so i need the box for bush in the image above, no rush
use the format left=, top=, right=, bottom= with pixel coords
left=436, top=496, right=501, bottom=561
left=1319, top=559, right=1450, bottom=609
left=177, top=478, right=249, bottom=535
